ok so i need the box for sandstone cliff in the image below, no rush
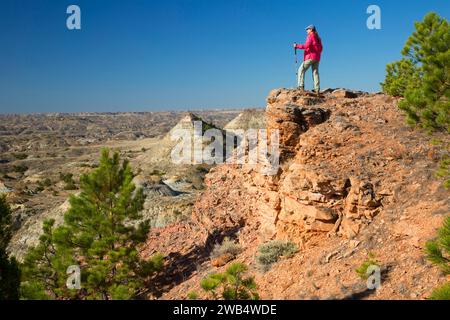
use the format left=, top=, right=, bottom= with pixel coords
left=142, top=88, right=449, bottom=300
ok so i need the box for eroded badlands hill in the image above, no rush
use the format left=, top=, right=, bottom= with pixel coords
left=142, top=88, right=449, bottom=300
left=2, top=110, right=241, bottom=259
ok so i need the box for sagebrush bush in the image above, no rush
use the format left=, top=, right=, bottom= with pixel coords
left=210, top=237, right=242, bottom=259
left=255, top=240, right=297, bottom=272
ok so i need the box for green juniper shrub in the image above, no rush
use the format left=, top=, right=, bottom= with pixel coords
left=12, top=153, right=28, bottom=160
left=59, top=173, right=77, bottom=190
left=13, top=165, right=28, bottom=174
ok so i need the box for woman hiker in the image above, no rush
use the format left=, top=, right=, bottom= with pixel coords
left=294, top=25, right=323, bottom=94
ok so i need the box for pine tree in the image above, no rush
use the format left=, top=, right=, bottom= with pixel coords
left=381, top=59, right=420, bottom=98
left=436, top=154, right=450, bottom=189
left=382, top=12, right=450, bottom=132
left=21, top=149, right=163, bottom=300
left=425, top=215, right=450, bottom=300
left=198, top=262, right=259, bottom=300
left=0, top=195, right=21, bottom=300
left=429, top=282, right=450, bottom=300
left=20, top=219, right=76, bottom=299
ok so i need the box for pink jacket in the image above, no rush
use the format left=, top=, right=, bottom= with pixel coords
left=295, top=33, right=323, bottom=62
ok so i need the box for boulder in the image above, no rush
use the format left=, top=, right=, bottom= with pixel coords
left=211, top=253, right=235, bottom=267
left=332, top=89, right=358, bottom=99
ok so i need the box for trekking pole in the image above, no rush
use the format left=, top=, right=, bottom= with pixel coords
left=294, top=43, right=298, bottom=87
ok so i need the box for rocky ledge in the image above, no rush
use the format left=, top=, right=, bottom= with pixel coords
left=193, top=88, right=393, bottom=244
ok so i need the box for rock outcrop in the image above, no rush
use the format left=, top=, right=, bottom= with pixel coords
left=192, top=88, right=386, bottom=245
left=143, top=88, right=449, bottom=300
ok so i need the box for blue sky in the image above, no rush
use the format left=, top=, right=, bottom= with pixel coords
left=0, top=0, right=449, bottom=113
